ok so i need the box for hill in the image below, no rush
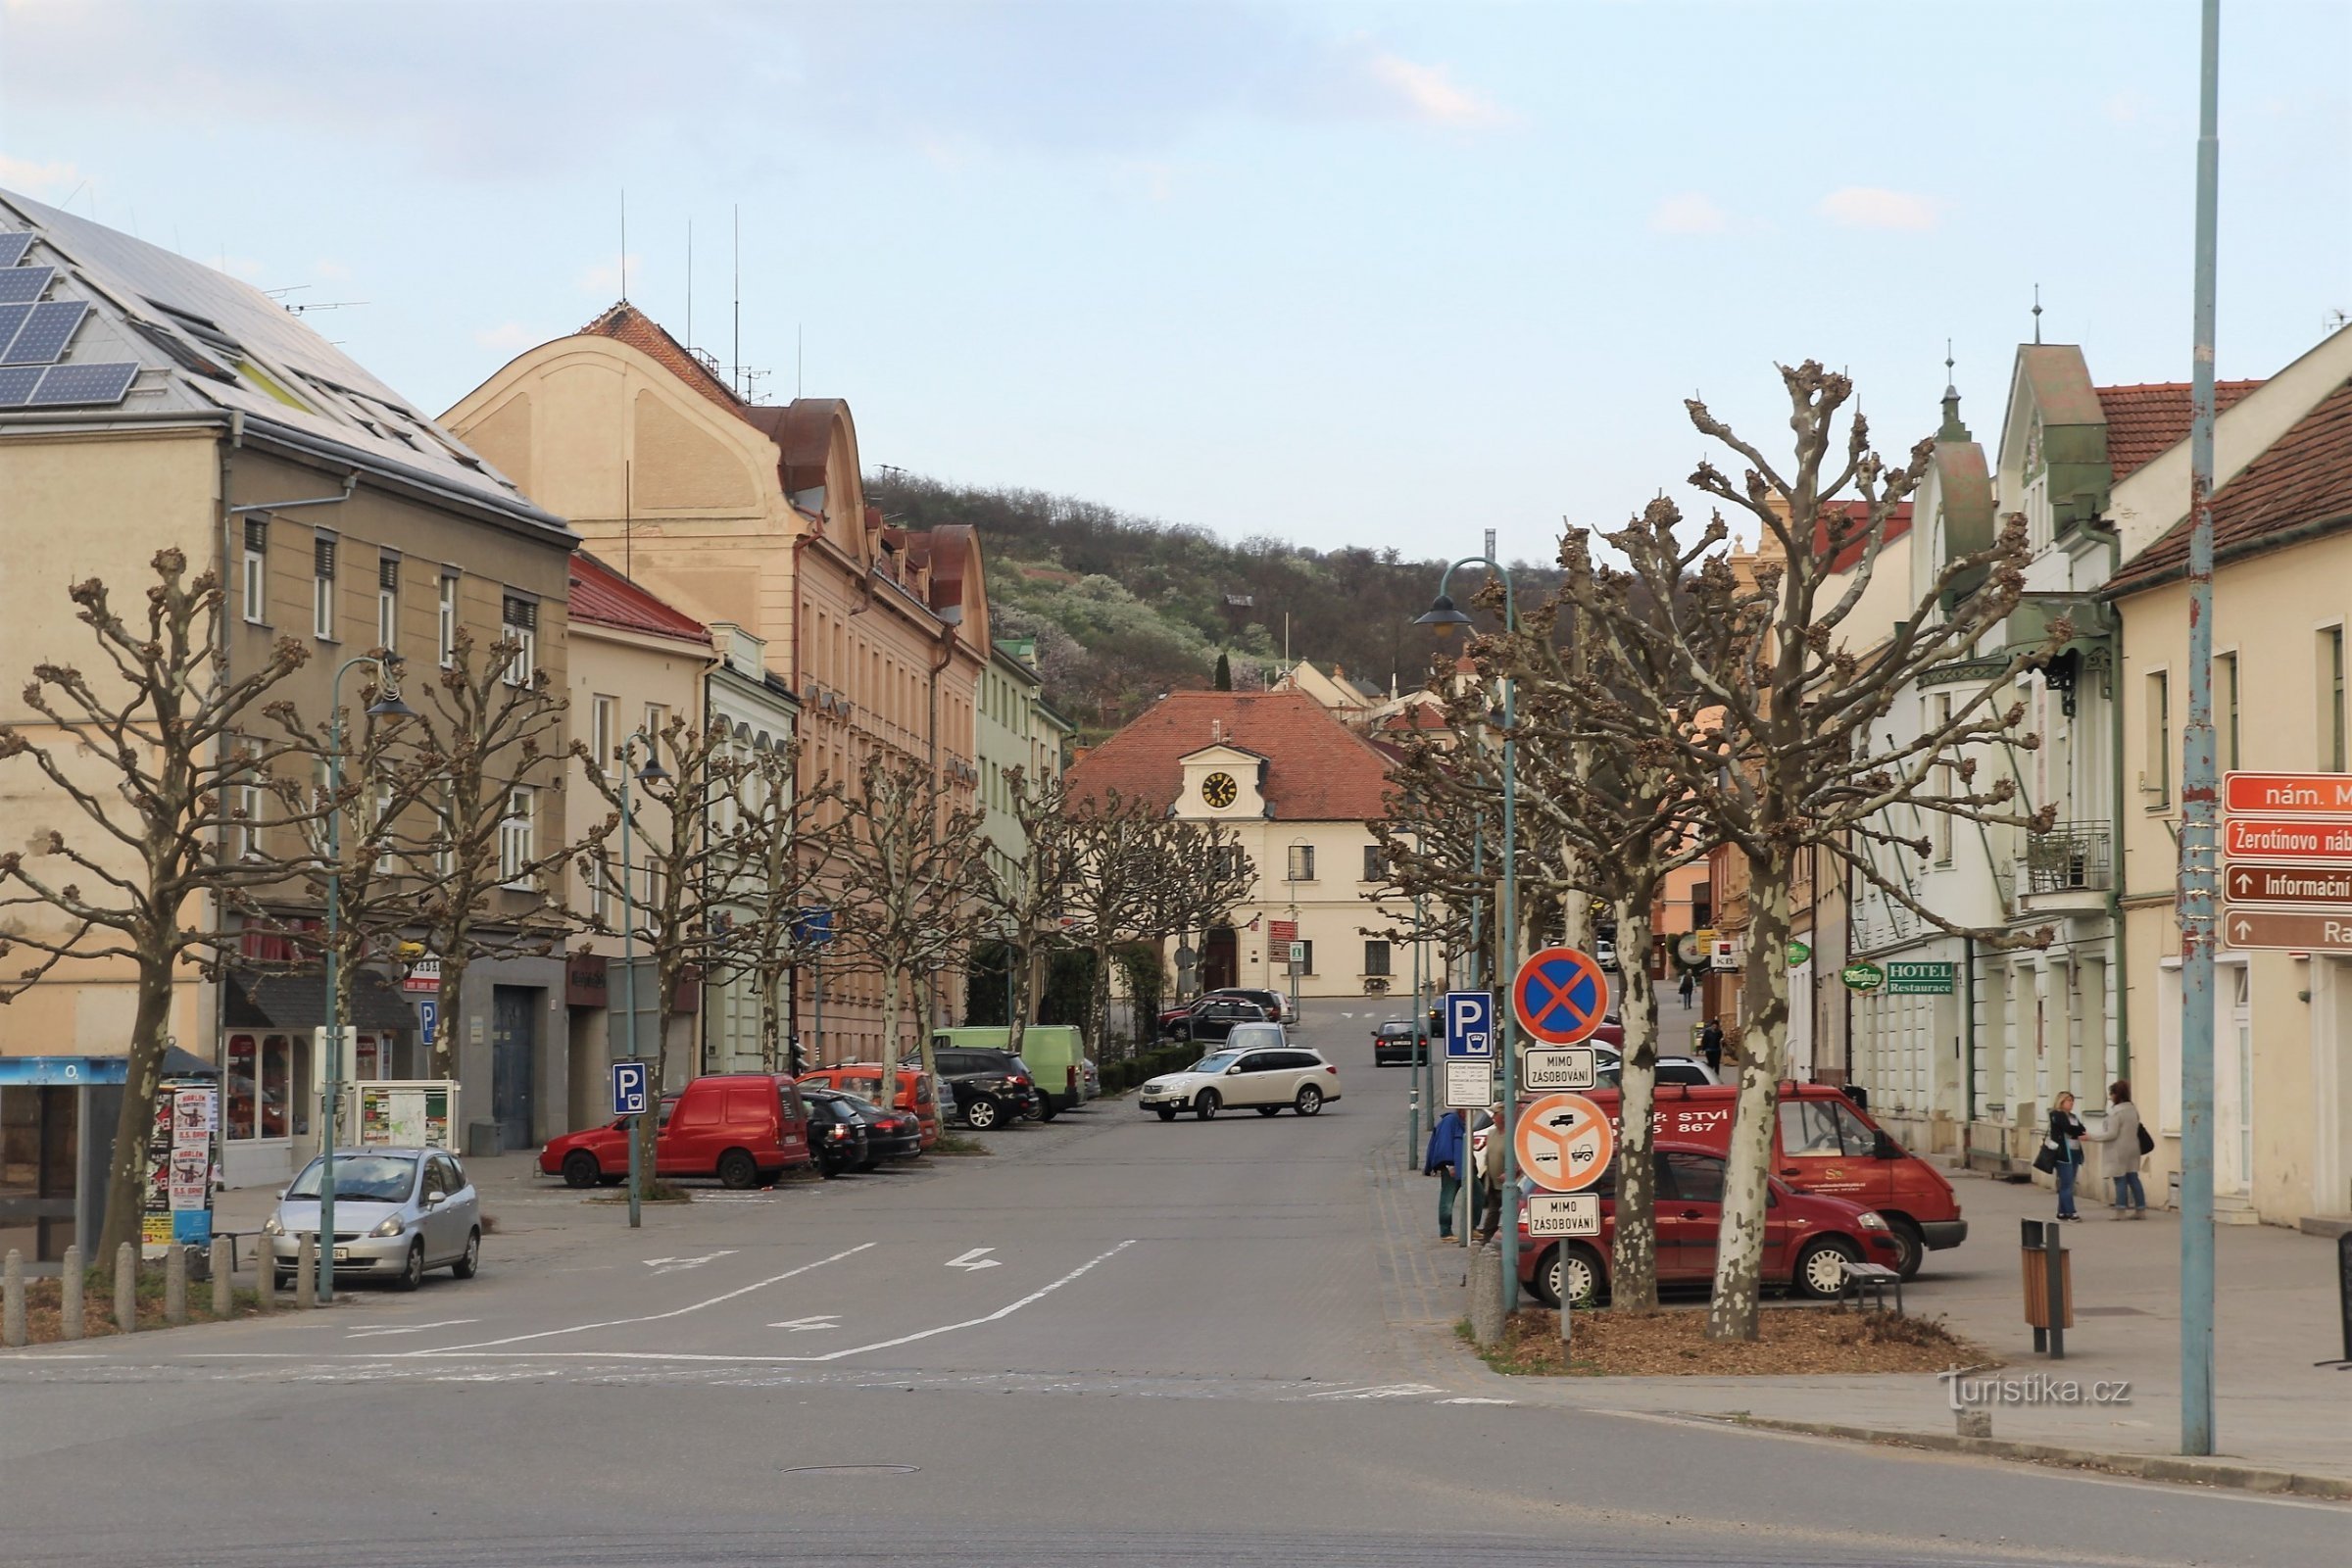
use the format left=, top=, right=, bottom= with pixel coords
left=865, top=472, right=1558, bottom=737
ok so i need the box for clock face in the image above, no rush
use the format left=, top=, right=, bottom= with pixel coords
left=1201, top=771, right=1239, bottom=808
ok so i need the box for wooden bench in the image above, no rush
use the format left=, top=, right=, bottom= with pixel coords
left=1841, top=1259, right=1903, bottom=1314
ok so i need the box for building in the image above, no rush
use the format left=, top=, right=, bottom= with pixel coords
left=0, top=191, right=575, bottom=1204
left=1064, top=690, right=1412, bottom=1001
left=1272, top=660, right=1378, bottom=723
left=703, top=620, right=805, bottom=1075
left=443, top=304, right=988, bottom=1065
left=976, top=635, right=1057, bottom=881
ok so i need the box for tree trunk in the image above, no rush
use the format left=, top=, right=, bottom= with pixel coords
left=759, top=966, right=786, bottom=1075
left=639, top=967, right=681, bottom=1188
left=1609, top=899, right=1661, bottom=1313
left=432, top=955, right=466, bottom=1083
left=1089, top=939, right=1113, bottom=1063
left=95, top=972, right=175, bottom=1287
left=1004, top=943, right=1031, bottom=1058
left=1703, top=850, right=1792, bottom=1342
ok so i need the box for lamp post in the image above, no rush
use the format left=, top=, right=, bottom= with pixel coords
left=1417, top=560, right=1521, bottom=1316
left=1286, top=837, right=1310, bottom=1020
left=615, top=728, right=671, bottom=1230
left=318, top=655, right=415, bottom=1303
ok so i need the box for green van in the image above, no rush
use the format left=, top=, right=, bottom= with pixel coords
left=931, top=1025, right=1088, bottom=1114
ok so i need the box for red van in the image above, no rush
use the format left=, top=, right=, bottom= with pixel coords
left=538, top=1073, right=813, bottom=1190
left=1580, top=1081, right=1965, bottom=1278
left=798, top=1062, right=941, bottom=1152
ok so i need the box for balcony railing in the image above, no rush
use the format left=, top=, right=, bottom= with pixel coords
left=2022, top=822, right=2112, bottom=895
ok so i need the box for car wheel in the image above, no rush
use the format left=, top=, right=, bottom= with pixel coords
left=1293, top=1085, right=1324, bottom=1116
left=1255, top=1105, right=1282, bottom=1117
left=451, top=1228, right=480, bottom=1280
left=1172, top=1024, right=1192, bottom=1043
left=1559, top=1243, right=1604, bottom=1308
left=394, top=1241, right=424, bottom=1293
left=1195, top=1090, right=1221, bottom=1121
left=1153, top=1106, right=1177, bottom=1122
left=1530, top=1246, right=1562, bottom=1308
left=817, top=1154, right=841, bottom=1180
left=1039, top=1099, right=1059, bottom=1122
left=1794, top=1238, right=1861, bottom=1299
left=858, top=1159, right=880, bottom=1173
left=561, top=1151, right=601, bottom=1189
left=965, top=1097, right=1001, bottom=1131
left=1886, top=1217, right=1926, bottom=1281
left=717, top=1149, right=760, bottom=1190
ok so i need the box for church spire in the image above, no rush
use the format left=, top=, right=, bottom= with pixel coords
left=1937, top=339, right=1970, bottom=442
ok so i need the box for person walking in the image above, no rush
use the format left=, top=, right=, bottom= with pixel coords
left=1473, top=1102, right=1507, bottom=1245
left=1698, top=1018, right=1725, bottom=1078
left=2084, top=1080, right=2149, bottom=1219
left=1423, top=1107, right=1470, bottom=1242
left=1678, top=972, right=1696, bottom=1008
left=2043, top=1092, right=2088, bottom=1221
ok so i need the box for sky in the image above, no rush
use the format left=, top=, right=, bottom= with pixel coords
left=3, top=0, right=2348, bottom=567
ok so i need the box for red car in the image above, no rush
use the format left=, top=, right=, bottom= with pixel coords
left=1513, top=1140, right=1905, bottom=1307
left=798, top=1062, right=942, bottom=1151
left=538, top=1073, right=814, bottom=1190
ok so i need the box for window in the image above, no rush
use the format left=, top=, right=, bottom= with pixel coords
left=432, top=805, right=453, bottom=878
left=644, top=703, right=668, bottom=745
left=2218, top=652, right=2239, bottom=771
left=1661, top=1151, right=1726, bottom=1205
left=1287, top=844, right=1315, bottom=882
left=312, top=532, right=337, bottom=641
left=1294, top=939, right=1314, bottom=975
left=2144, top=670, right=2171, bottom=807
left=498, top=786, right=535, bottom=888
left=501, top=594, right=536, bottom=686
left=437, top=572, right=459, bottom=667
left=370, top=780, right=396, bottom=874
left=227, top=732, right=262, bottom=860
left=1777, top=1097, right=1878, bottom=1157
left=1363, top=940, right=1392, bottom=977
left=241, top=517, right=268, bottom=624
left=2323, top=628, right=2346, bottom=772
left=592, top=695, right=618, bottom=778
left=1362, top=845, right=1385, bottom=883
left=1929, top=693, right=1953, bottom=863
left=376, top=554, right=400, bottom=652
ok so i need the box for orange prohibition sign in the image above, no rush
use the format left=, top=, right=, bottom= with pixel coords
left=1515, top=1092, right=1616, bottom=1193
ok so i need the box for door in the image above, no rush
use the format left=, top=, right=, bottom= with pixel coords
left=1775, top=1096, right=1890, bottom=1204
left=418, top=1153, right=465, bottom=1264
left=1203, top=926, right=1239, bottom=993
left=2218, top=965, right=2254, bottom=1198
left=724, top=1086, right=775, bottom=1160
left=663, top=1086, right=720, bottom=1175
left=1657, top=1150, right=1725, bottom=1281
left=490, top=986, right=538, bottom=1152
left=1230, top=1052, right=1280, bottom=1105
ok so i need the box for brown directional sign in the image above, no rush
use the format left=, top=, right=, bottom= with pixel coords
left=2225, top=818, right=2352, bottom=861
left=2219, top=909, right=2352, bottom=953
left=2225, top=862, right=2352, bottom=906
left=2225, top=771, right=2352, bottom=816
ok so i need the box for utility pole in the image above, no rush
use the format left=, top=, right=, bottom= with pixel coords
left=2177, top=0, right=2223, bottom=1459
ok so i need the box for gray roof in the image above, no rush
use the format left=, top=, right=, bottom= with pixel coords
left=0, top=190, right=567, bottom=538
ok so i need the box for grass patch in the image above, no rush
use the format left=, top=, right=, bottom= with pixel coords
left=1466, top=1305, right=1993, bottom=1378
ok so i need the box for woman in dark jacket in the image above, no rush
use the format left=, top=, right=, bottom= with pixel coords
left=1423, top=1109, right=1472, bottom=1241
left=2047, top=1092, right=2089, bottom=1221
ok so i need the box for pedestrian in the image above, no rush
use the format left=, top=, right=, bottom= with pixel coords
left=2039, top=1091, right=2088, bottom=1220
left=1678, top=972, right=1695, bottom=1008
left=1423, top=1107, right=1469, bottom=1242
left=2083, top=1080, right=2150, bottom=1219
left=1698, top=1017, right=1724, bottom=1077
left=1474, top=1102, right=1506, bottom=1245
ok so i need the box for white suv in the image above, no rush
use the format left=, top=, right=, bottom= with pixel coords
left=1139, top=1030, right=1343, bottom=1121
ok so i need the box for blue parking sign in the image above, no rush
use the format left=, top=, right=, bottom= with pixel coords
left=611, top=1060, right=650, bottom=1118
left=1444, top=991, right=1494, bottom=1058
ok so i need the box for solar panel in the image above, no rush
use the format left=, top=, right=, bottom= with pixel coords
left=0, top=304, right=31, bottom=358
left=26, top=362, right=140, bottom=407
left=0, top=233, right=31, bottom=269
left=0, top=268, right=52, bottom=305
left=0, top=366, right=42, bottom=408
left=1, top=301, right=88, bottom=365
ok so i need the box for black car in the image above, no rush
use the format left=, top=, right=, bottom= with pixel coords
left=799, top=1090, right=873, bottom=1176
left=1164, top=996, right=1272, bottom=1045
left=930, top=1047, right=1041, bottom=1130
left=826, top=1091, right=922, bottom=1168
left=1371, top=1019, right=1425, bottom=1067
left=1205, top=987, right=1294, bottom=1025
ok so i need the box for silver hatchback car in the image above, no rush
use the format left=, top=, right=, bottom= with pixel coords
left=266, top=1148, right=482, bottom=1291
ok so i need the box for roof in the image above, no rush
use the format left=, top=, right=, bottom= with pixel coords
left=1065, top=690, right=1396, bottom=820
left=2107, top=378, right=2352, bottom=596
left=0, top=190, right=567, bottom=537
left=567, top=551, right=713, bottom=643
left=1381, top=706, right=1451, bottom=732
left=1816, top=500, right=1915, bottom=573
left=2096, top=379, right=2265, bottom=484
left=578, top=302, right=742, bottom=416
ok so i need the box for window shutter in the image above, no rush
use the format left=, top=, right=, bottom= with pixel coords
left=315, top=536, right=336, bottom=577
left=244, top=517, right=267, bottom=552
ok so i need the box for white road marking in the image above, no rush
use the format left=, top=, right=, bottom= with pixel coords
left=347, top=1318, right=479, bottom=1340
left=1299, top=1381, right=1445, bottom=1400
left=411, top=1242, right=874, bottom=1355
left=1438, top=1396, right=1516, bottom=1406
left=769, top=1315, right=842, bottom=1332
left=945, top=1247, right=1001, bottom=1271
left=643, top=1250, right=737, bottom=1276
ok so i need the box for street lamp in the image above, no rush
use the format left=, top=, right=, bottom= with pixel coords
left=1286, top=837, right=1310, bottom=1020
left=1416, top=559, right=1521, bottom=1315
left=317, top=655, right=414, bottom=1303
left=616, top=729, right=669, bottom=1230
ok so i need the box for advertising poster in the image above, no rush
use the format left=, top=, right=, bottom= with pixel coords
left=143, top=1078, right=219, bottom=1254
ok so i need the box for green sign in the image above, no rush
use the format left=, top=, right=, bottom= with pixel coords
left=1786, top=941, right=1812, bottom=967
left=1885, top=961, right=1956, bottom=995
left=1840, top=960, right=1885, bottom=992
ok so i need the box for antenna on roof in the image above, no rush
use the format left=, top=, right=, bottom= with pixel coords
left=620, top=190, right=629, bottom=301
left=686, top=218, right=693, bottom=356
left=797, top=323, right=804, bottom=399
left=2032, top=282, right=2042, bottom=345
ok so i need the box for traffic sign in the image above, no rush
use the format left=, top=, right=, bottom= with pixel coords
left=1515, top=1091, right=1615, bottom=1193
left=611, top=1060, right=650, bottom=1118
left=1525, top=1192, right=1601, bottom=1238
left=2224, top=817, right=2352, bottom=860
left=1444, top=990, right=1494, bottom=1059
left=2225, top=861, right=2352, bottom=906
left=418, top=999, right=439, bottom=1047
left=791, top=906, right=835, bottom=948
left=1511, top=946, right=1609, bottom=1045
left=2221, top=909, right=2352, bottom=952
left=1522, top=1047, right=1597, bottom=1093
left=1288, top=941, right=1307, bottom=964
left=2223, top=771, right=2352, bottom=815
left=1444, top=1060, right=1491, bottom=1109
left=2221, top=771, right=2352, bottom=942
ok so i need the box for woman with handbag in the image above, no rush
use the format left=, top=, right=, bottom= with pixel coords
left=2085, top=1080, right=2150, bottom=1218
left=2041, top=1092, right=2089, bottom=1221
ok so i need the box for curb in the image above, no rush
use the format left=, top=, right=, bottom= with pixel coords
left=1703, top=1413, right=2352, bottom=1500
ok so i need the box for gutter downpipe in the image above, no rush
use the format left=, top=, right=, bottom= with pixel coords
left=2093, top=514, right=2132, bottom=1088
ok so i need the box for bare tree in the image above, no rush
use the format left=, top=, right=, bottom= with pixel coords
left=1054, top=787, right=1170, bottom=1061
left=0, top=550, right=317, bottom=1280
left=707, top=743, right=843, bottom=1073
left=980, top=766, right=1075, bottom=1060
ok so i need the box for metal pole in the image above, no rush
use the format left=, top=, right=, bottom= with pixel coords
left=1410, top=891, right=1424, bottom=1160
left=2178, top=0, right=2222, bottom=1458
left=318, top=660, right=352, bottom=1303
left=621, top=732, right=642, bottom=1230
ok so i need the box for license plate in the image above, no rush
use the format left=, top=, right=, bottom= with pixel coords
left=332, top=1247, right=352, bottom=1261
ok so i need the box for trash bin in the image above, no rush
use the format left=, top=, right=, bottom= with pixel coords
left=2021, top=1218, right=2073, bottom=1355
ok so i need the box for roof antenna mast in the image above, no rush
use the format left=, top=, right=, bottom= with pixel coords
left=620, top=190, right=628, bottom=302
left=686, top=218, right=693, bottom=355
left=732, top=205, right=741, bottom=401
left=2033, top=282, right=2042, bottom=345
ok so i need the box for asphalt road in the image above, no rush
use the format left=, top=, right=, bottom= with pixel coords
left=1, top=998, right=2341, bottom=1567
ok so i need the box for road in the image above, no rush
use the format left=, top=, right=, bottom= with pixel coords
left=1, top=998, right=2341, bottom=1567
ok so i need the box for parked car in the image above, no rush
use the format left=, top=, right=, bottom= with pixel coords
left=1513, top=1143, right=1903, bottom=1307
left=798, top=1087, right=880, bottom=1175
left=831, top=1093, right=923, bottom=1166
left=537, top=1073, right=814, bottom=1190
left=1079, top=1056, right=1101, bottom=1098
left=1206, top=987, right=1296, bottom=1026
left=265, top=1148, right=480, bottom=1292
left=798, top=1062, right=941, bottom=1150
left=933, top=1025, right=1086, bottom=1115
left=1162, top=995, right=1272, bottom=1045
left=1579, top=1080, right=1965, bottom=1278
left=930, top=1046, right=1041, bottom=1130
left=1371, top=1019, right=1426, bottom=1067
left=1590, top=1051, right=1713, bottom=1089
left=1138, top=1035, right=1342, bottom=1121
left=1594, top=937, right=1619, bottom=970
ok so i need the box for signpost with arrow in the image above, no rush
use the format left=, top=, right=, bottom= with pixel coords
left=2220, top=772, right=2352, bottom=952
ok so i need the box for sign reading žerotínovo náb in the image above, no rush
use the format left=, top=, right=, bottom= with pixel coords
left=2223, top=772, right=2352, bottom=815
left=2221, top=771, right=2352, bottom=950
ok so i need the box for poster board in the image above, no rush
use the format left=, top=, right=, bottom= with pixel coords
left=142, top=1077, right=218, bottom=1256
left=350, top=1080, right=458, bottom=1151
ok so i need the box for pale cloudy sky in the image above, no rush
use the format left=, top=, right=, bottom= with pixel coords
left=3, top=0, right=2347, bottom=564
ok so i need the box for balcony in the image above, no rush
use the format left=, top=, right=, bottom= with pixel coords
left=2018, top=822, right=2111, bottom=917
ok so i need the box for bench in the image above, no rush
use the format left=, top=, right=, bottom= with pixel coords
left=1841, top=1259, right=1903, bottom=1314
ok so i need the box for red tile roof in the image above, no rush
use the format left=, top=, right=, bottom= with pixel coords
left=1816, top=500, right=1914, bottom=573
left=568, top=551, right=712, bottom=644
left=1066, top=690, right=1396, bottom=821
left=578, top=302, right=743, bottom=417
left=1381, top=705, right=1450, bottom=732
left=2107, top=378, right=2352, bottom=596
left=2096, top=379, right=2264, bottom=484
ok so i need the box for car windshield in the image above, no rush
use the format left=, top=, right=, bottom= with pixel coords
left=286, top=1154, right=416, bottom=1202
left=1192, top=1052, right=1242, bottom=1073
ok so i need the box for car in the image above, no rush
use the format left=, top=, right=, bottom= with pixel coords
left=930, top=1046, right=1041, bottom=1130
left=1511, top=1142, right=1904, bottom=1308
left=831, top=1094, right=923, bottom=1166
left=1137, top=1033, right=1343, bottom=1121
left=1206, top=987, right=1297, bottom=1026
left=1371, top=1019, right=1426, bottom=1067
left=265, top=1148, right=480, bottom=1292
left=1162, top=995, right=1272, bottom=1045
left=934, top=1025, right=1086, bottom=1116
left=537, top=1073, right=814, bottom=1190
left=1589, top=1051, right=1714, bottom=1089
left=798, top=1087, right=882, bottom=1175
left=1594, top=937, right=1619, bottom=970
left=1079, top=1056, right=1101, bottom=1098
left=798, top=1062, right=942, bottom=1150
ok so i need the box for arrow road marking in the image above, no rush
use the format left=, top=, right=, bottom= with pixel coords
left=644, top=1250, right=736, bottom=1276
left=946, top=1248, right=1001, bottom=1271
left=346, top=1319, right=478, bottom=1340
left=768, top=1314, right=842, bottom=1332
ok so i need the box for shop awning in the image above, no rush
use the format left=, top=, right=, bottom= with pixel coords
left=0, top=1045, right=218, bottom=1085
left=224, top=968, right=416, bottom=1032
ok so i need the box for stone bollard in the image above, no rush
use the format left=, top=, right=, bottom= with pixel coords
left=1956, top=1402, right=1993, bottom=1440
left=294, top=1237, right=317, bottom=1309
left=211, top=1237, right=232, bottom=1318
left=256, top=1238, right=277, bottom=1314
left=115, top=1243, right=138, bottom=1333
left=165, top=1245, right=188, bottom=1326
left=3, top=1250, right=24, bottom=1348
left=60, top=1246, right=82, bottom=1341
left=1468, top=1241, right=1506, bottom=1349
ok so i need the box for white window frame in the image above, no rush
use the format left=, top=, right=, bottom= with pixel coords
left=498, top=785, right=535, bottom=889
left=376, top=554, right=400, bottom=653
left=592, top=695, right=618, bottom=779
left=241, top=517, right=268, bottom=625
left=312, top=532, right=337, bottom=642
left=501, top=593, right=537, bottom=687
left=1287, top=844, right=1315, bottom=883
left=437, top=572, right=460, bottom=668
left=371, top=780, right=396, bottom=875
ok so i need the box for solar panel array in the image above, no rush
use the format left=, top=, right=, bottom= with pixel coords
left=0, top=233, right=31, bottom=269
left=0, top=267, right=53, bottom=305
left=0, top=230, right=147, bottom=410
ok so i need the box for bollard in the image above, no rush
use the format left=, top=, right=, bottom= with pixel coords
left=60, top=1246, right=82, bottom=1340
left=1956, top=1403, right=1993, bottom=1439
left=3, top=1250, right=24, bottom=1348
left=165, top=1245, right=188, bottom=1326
left=211, top=1237, right=232, bottom=1318
left=115, top=1243, right=138, bottom=1333
left=256, top=1237, right=277, bottom=1314
left=1468, top=1241, right=1505, bottom=1349
left=294, top=1237, right=317, bottom=1309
